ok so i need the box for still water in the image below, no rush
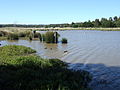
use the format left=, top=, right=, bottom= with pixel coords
left=0, top=30, right=120, bottom=90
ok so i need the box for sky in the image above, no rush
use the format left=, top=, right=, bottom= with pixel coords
left=0, top=0, right=120, bottom=24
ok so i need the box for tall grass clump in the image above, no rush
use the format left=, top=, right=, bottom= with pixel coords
left=7, top=33, right=19, bottom=40
left=28, top=32, right=42, bottom=41
left=25, top=31, right=32, bottom=37
left=0, top=32, right=2, bottom=36
left=45, top=32, right=55, bottom=43
left=18, top=32, right=27, bottom=37
left=0, top=31, right=8, bottom=37
left=0, top=45, right=92, bottom=90
left=61, top=38, right=68, bottom=43
left=42, top=34, right=46, bottom=41
left=18, top=31, right=32, bottom=37
left=34, top=33, right=41, bottom=38
left=29, top=34, right=33, bottom=40
left=39, top=33, right=42, bottom=41
left=41, top=31, right=60, bottom=43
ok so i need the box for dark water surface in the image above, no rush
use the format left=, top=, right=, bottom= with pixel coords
left=0, top=30, right=120, bottom=90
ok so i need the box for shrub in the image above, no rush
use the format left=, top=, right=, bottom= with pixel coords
left=61, top=38, right=68, bottom=43
left=7, top=33, right=19, bottom=40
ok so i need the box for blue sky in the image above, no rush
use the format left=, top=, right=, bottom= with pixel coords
left=0, top=0, right=120, bottom=24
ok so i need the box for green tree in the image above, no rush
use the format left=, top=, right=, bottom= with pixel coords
left=101, top=18, right=113, bottom=27
left=94, top=19, right=101, bottom=27
left=115, top=20, right=120, bottom=27
left=109, top=17, right=113, bottom=21
left=83, top=20, right=94, bottom=27
left=113, top=16, right=118, bottom=21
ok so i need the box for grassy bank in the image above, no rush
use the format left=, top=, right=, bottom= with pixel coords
left=0, top=45, right=92, bottom=90
left=34, top=27, right=120, bottom=31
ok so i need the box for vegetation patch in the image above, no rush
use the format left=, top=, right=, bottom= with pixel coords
left=0, top=31, right=9, bottom=37
left=44, top=32, right=55, bottom=43
left=0, top=45, right=92, bottom=90
left=7, top=33, right=19, bottom=40
left=61, top=38, right=68, bottom=44
left=18, top=32, right=27, bottom=37
left=0, top=45, right=36, bottom=56
left=0, top=30, right=67, bottom=44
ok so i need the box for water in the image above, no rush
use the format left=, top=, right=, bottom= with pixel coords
left=0, top=30, right=120, bottom=90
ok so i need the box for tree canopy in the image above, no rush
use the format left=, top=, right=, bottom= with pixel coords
left=0, top=16, right=120, bottom=28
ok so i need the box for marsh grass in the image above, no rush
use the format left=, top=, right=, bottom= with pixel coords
left=0, top=45, right=36, bottom=56
left=29, top=34, right=33, bottom=40
left=0, top=45, right=92, bottom=90
left=0, top=37, right=7, bottom=40
left=0, top=30, right=34, bottom=40
left=45, top=32, right=55, bottom=43
left=0, top=30, right=61, bottom=44
left=40, top=32, right=60, bottom=43
left=0, top=31, right=9, bottom=37
left=7, top=33, right=19, bottom=40
left=18, top=32, right=27, bottom=37
left=34, top=33, right=41, bottom=38
left=42, top=34, right=46, bottom=41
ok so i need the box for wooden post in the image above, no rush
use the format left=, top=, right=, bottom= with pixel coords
left=54, top=32, right=58, bottom=43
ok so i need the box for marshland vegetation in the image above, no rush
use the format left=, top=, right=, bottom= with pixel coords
left=0, top=45, right=92, bottom=90
left=0, top=30, right=68, bottom=44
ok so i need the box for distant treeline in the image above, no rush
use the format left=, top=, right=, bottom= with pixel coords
left=0, top=16, right=120, bottom=28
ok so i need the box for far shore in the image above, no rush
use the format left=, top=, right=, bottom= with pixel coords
left=0, top=27, right=120, bottom=32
